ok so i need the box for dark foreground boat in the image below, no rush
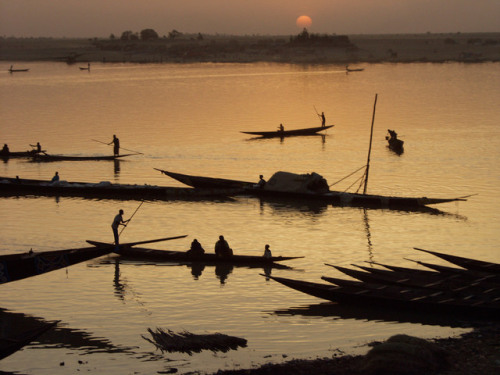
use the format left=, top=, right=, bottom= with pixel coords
left=87, top=240, right=303, bottom=266
left=266, top=275, right=500, bottom=319
left=414, top=248, right=500, bottom=274
left=32, top=153, right=135, bottom=161
left=0, top=176, right=238, bottom=200
left=159, top=170, right=470, bottom=209
left=0, top=246, right=114, bottom=284
left=0, top=321, right=59, bottom=360
left=241, top=125, right=334, bottom=138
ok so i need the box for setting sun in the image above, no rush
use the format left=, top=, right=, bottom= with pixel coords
left=296, top=15, right=312, bottom=29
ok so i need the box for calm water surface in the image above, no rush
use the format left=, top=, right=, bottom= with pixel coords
left=1, top=62, right=499, bottom=374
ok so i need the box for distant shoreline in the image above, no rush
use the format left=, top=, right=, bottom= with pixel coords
left=1, top=32, right=499, bottom=64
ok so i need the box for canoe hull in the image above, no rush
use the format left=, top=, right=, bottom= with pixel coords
left=0, top=246, right=113, bottom=284
left=32, top=153, right=135, bottom=161
left=0, top=176, right=237, bottom=201
left=241, top=125, right=334, bottom=138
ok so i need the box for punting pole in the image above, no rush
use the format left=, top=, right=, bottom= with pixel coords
left=120, top=200, right=144, bottom=235
left=91, top=139, right=144, bottom=155
left=363, top=94, right=378, bottom=195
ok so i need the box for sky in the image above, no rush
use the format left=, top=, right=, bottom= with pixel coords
left=0, top=0, right=499, bottom=38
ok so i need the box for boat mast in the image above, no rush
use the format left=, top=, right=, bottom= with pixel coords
left=363, top=94, right=378, bottom=194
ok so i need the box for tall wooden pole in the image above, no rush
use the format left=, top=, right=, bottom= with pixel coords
left=363, top=94, right=378, bottom=195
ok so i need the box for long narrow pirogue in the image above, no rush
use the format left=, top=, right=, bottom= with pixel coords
left=265, top=251, right=500, bottom=319
left=87, top=240, right=304, bottom=266
left=0, top=246, right=114, bottom=284
left=32, top=153, right=135, bottom=161
left=241, top=125, right=334, bottom=138
left=0, top=176, right=239, bottom=200
left=266, top=275, right=500, bottom=318
left=158, top=170, right=471, bottom=209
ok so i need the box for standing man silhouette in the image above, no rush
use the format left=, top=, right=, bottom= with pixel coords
left=109, top=135, right=120, bottom=156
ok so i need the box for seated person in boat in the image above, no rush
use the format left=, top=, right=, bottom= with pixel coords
left=387, top=129, right=398, bottom=139
left=215, top=235, right=233, bottom=257
left=263, top=244, right=272, bottom=259
left=278, top=123, right=284, bottom=132
left=254, top=174, right=266, bottom=188
left=1, top=144, right=9, bottom=156
left=187, top=238, right=205, bottom=256
left=51, top=171, right=60, bottom=182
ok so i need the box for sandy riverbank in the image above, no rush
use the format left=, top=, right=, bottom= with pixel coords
left=1, top=33, right=499, bottom=64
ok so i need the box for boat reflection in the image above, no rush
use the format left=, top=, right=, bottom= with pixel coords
left=0, top=307, right=134, bottom=361
left=106, top=256, right=286, bottom=289
left=271, top=302, right=487, bottom=328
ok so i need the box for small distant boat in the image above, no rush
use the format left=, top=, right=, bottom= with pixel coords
left=346, top=65, right=364, bottom=72
left=8, top=65, right=29, bottom=73
left=386, top=129, right=404, bottom=154
left=241, top=125, right=334, bottom=138
left=79, top=63, right=91, bottom=71
left=32, top=153, right=135, bottom=161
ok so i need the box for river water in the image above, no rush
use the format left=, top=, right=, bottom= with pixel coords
left=0, top=61, right=499, bottom=374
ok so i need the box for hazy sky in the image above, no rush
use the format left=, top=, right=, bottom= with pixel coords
left=1, top=0, right=498, bottom=38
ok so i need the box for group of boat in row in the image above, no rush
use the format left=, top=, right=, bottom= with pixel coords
left=0, top=169, right=471, bottom=210
left=267, top=248, right=500, bottom=320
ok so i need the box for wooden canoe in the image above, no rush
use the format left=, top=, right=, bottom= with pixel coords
left=414, top=248, right=500, bottom=274
left=0, top=176, right=238, bottom=200
left=241, top=125, right=334, bottom=138
left=266, top=275, right=500, bottom=318
left=325, top=264, right=500, bottom=297
left=153, top=170, right=470, bottom=209
left=0, top=246, right=114, bottom=284
left=32, top=153, right=135, bottom=161
left=87, top=240, right=303, bottom=266
left=0, top=150, right=46, bottom=159
left=156, top=169, right=253, bottom=189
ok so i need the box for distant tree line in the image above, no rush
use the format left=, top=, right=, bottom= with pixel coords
left=109, top=29, right=202, bottom=41
left=289, top=28, right=353, bottom=47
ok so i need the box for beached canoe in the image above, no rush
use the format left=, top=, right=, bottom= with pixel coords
left=0, top=246, right=114, bottom=284
left=32, top=153, right=135, bottom=161
left=241, top=125, right=334, bottom=138
left=266, top=275, right=500, bottom=318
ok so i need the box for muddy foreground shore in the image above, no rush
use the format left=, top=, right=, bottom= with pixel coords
left=212, top=323, right=500, bottom=375
left=1, top=32, right=499, bottom=65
